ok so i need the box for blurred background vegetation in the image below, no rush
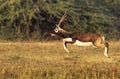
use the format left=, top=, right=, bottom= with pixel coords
left=0, top=0, right=120, bottom=41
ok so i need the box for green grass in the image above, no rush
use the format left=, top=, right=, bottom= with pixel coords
left=0, top=41, right=120, bottom=79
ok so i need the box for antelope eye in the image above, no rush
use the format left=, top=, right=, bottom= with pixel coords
left=54, top=29, right=58, bottom=33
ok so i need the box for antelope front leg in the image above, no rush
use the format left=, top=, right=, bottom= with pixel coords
left=63, top=38, right=73, bottom=54
left=63, top=42, right=70, bottom=54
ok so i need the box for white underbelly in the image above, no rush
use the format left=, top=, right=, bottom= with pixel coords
left=73, top=40, right=93, bottom=46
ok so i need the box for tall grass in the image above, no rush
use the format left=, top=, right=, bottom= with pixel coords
left=0, top=41, right=120, bottom=79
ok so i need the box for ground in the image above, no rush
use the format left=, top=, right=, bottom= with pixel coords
left=0, top=41, right=120, bottom=79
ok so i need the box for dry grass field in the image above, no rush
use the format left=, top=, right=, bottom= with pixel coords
left=0, top=41, right=120, bottom=79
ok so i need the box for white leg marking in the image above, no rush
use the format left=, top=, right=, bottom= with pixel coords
left=63, top=38, right=72, bottom=53
left=104, top=47, right=109, bottom=57
left=63, top=42, right=70, bottom=53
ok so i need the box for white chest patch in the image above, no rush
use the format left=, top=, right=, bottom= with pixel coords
left=73, top=40, right=93, bottom=46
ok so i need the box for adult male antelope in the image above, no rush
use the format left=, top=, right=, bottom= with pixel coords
left=51, top=12, right=110, bottom=58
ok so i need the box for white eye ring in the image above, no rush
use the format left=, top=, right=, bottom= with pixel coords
left=54, top=29, right=58, bottom=33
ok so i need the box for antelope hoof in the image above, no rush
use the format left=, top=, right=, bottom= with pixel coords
left=64, top=49, right=70, bottom=54
left=107, top=56, right=110, bottom=58
left=105, top=55, right=110, bottom=58
left=67, top=51, right=70, bottom=54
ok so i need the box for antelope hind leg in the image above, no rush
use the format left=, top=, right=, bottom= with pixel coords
left=94, top=37, right=110, bottom=58
left=104, top=42, right=110, bottom=58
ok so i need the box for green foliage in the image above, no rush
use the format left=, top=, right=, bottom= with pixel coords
left=0, top=0, right=120, bottom=40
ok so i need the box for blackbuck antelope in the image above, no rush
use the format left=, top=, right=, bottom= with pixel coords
left=51, top=12, right=110, bottom=58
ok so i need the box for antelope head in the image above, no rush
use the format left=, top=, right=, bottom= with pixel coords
left=54, top=25, right=63, bottom=34
left=50, top=25, right=62, bottom=37
left=51, top=11, right=70, bottom=37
